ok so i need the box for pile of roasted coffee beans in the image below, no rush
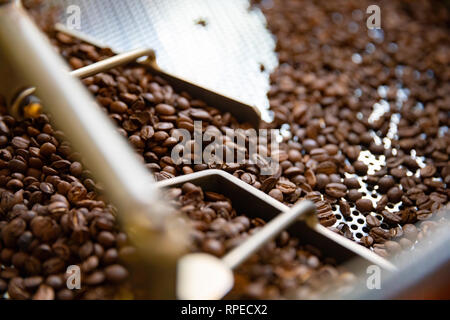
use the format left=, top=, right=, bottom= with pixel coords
left=0, top=112, right=134, bottom=300
left=166, top=183, right=355, bottom=299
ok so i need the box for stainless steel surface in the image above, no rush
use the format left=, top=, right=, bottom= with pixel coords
left=0, top=1, right=186, bottom=298
left=47, top=0, right=277, bottom=121
left=54, top=24, right=262, bottom=128
left=177, top=201, right=316, bottom=300
left=177, top=253, right=234, bottom=300
left=157, top=169, right=397, bottom=272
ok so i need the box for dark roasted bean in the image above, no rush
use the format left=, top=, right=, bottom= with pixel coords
left=325, top=183, right=347, bottom=198
left=355, top=199, right=373, bottom=214
left=381, top=210, right=402, bottom=226
left=366, top=215, right=381, bottom=228
left=104, top=264, right=129, bottom=283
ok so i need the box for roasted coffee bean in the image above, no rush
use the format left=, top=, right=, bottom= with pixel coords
left=378, top=176, right=395, bottom=193
left=361, top=235, right=374, bottom=247
left=317, top=210, right=337, bottom=227
left=30, top=217, right=60, bottom=242
left=0, top=279, right=7, bottom=293
left=155, top=104, right=176, bottom=115
left=33, top=284, right=55, bottom=300
left=12, top=137, right=30, bottom=149
left=103, top=248, right=118, bottom=265
left=8, top=277, right=30, bottom=300
left=381, top=210, right=401, bottom=226
left=104, top=264, right=129, bottom=283
left=387, top=187, right=403, bottom=203
left=9, top=159, right=27, bottom=173
left=97, top=231, right=115, bottom=247
left=268, top=188, right=283, bottom=202
left=353, top=161, right=368, bottom=176
left=81, top=256, right=99, bottom=273
left=56, top=288, right=74, bottom=300
left=343, top=177, right=360, bottom=190
left=202, top=238, right=225, bottom=256
left=376, top=195, right=388, bottom=212
left=275, top=180, right=296, bottom=195
left=84, top=271, right=106, bottom=286
left=110, top=101, right=128, bottom=113
left=1, top=267, right=20, bottom=279
left=2, top=218, right=26, bottom=247
left=369, top=227, right=392, bottom=243
left=420, top=165, right=436, bottom=178
left=384, top=241, right=402, bottom=255
left=42, top=258, right=65, bottom=275
left=338, top=199, right=351, bottom=217
left=366, top=215, right=381, bottom=228
left=347, top=189, right=363, bottom=202
left=336, top=223, right=353, bottom=240
left=45, top=275, right=64, bottom=289
left=40, top=182, right=54, bottom=194
left=14, top=1, right=450, bottom=299
left=325, top=183, right=347, bottom=198
left=399, top=238, right=413, bottom=249
left=390, top=167, right=407, bottom=179
left=315, top=174, right=329, bottom=190
left=402, top=224, right=418, bottom=241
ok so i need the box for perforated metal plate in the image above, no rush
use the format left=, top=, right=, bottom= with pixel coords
left=46, top=0, right=277, bottom=121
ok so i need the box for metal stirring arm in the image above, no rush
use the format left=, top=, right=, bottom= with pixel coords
left=222, top=200, right=316, bottom=270
left=0, top=0, right=186, bottom=298
left=177, top=200, right=317, bottom=300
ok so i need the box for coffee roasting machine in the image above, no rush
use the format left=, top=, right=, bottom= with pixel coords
left=0, top=0, right=448, bottom=299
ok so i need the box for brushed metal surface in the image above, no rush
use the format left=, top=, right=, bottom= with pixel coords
left=47, top=0, right=277, bottom=121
